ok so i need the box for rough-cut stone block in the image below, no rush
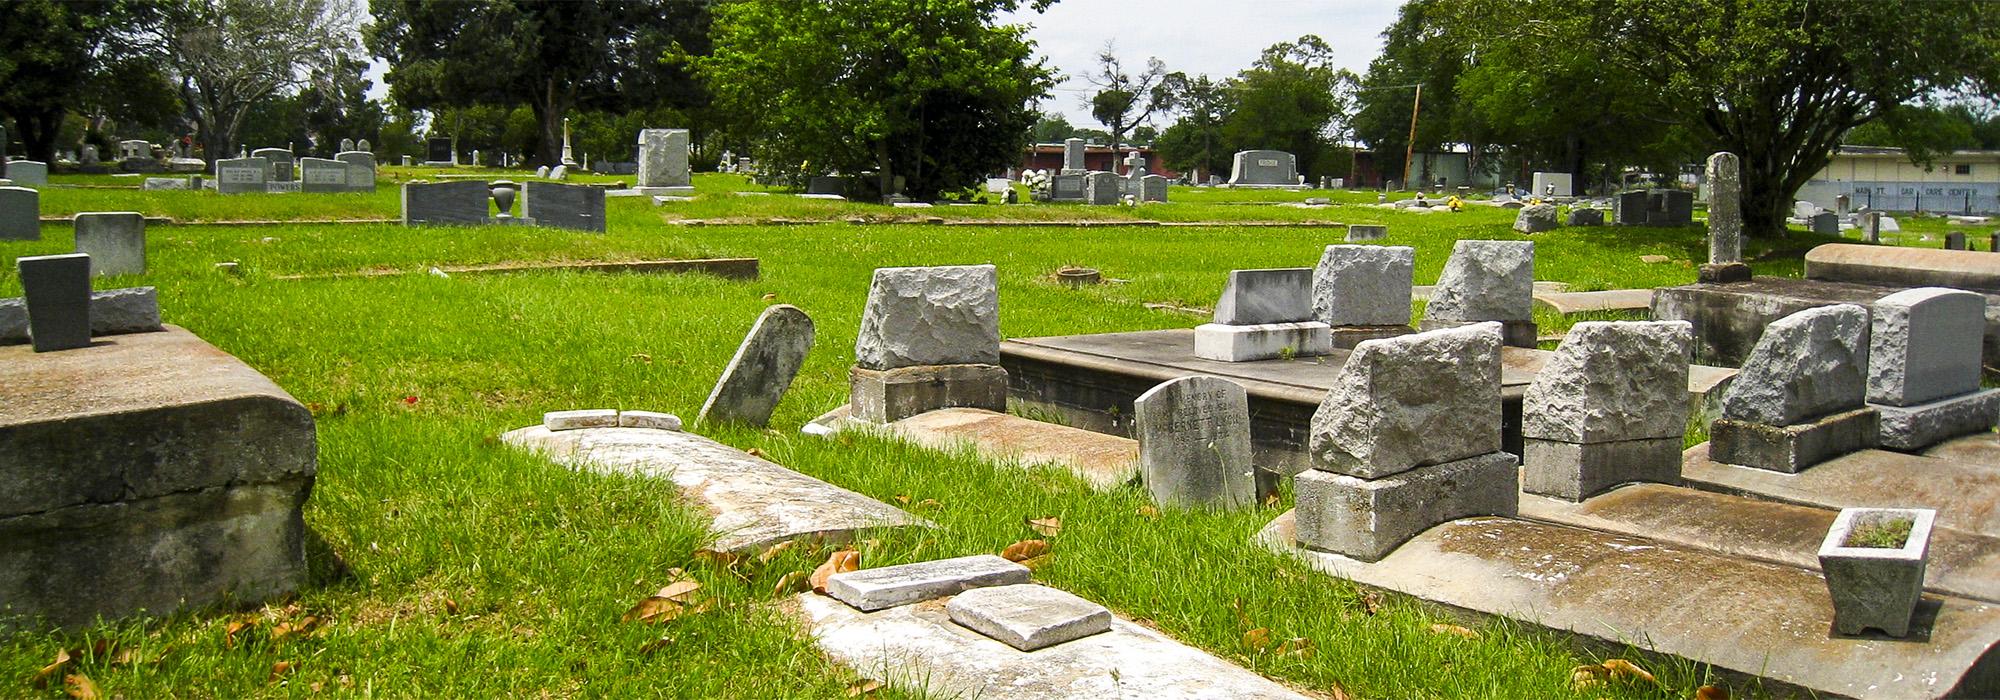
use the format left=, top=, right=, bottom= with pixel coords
left=1426, top=240, right=1534, bottom=322
left=1873, top=388, right=2000, bottom=452
left=1191, top=322, right=1332, bottom=362
left=1721, top=304, right=1870, bottom=425
left=19, top=253, right=91, bottom=352
left=73, top=212, right=147, bottom=276
left=1344, top=224, right=1387, bottom=241
left=855, top=265, right=999, bottom=370
left=1308, top=323, right=1501, bottom=478
left=827, top=554, right=1030, bottom=612
left=1418, top=318, right=1539, bottom=348
left=1868, top=287, right=1984, bottom=407
left=1512, top=203, right=1559, bottom=233
left=946, top=584, right=1112, bottom=651
left=618, top=410, right=683, bottom=431
left=1566, top=208, right=1605, bottom=227
left=1293, top=451, right=1519, bottom=562
left=0, top=326, right=315, bottom=629
left=1134, top=376, right=1256, bottom=508
left=0, top=287, right=160, bottom=345
left=1523, top=321, right=1692, bottom=442
left=1522, top=436, right=1682, bottom=502
left=1213, top=268, right=1313, bottom=325
left=699, top=304, right=814, bottom=427
left=544, top=409, right=618, bottom=431
left=850, top=364, right=1007, bottom=424
left=1314, top=244, right=1413, bottom=327
left=1710, top=407, right=1878, bottom=473
left=1818, top=507, right=1933, bottom=638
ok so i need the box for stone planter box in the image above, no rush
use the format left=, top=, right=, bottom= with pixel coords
left=1817, top=507, right=1935, bottom=637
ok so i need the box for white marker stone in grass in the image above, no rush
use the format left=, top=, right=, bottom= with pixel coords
left=544, top=409, right=618, bottom=431
left=947, top=584, right=1112, bottom=651
left=618, top=410, right=683, bottom=431
left=825, top=554, right=1030, bottom=612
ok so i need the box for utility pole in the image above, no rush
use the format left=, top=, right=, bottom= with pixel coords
left=1402, top=83, right=1422, bottom=192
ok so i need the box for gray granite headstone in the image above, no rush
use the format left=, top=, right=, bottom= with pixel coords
left=1134, top=375, right=1256, bottom=508
left=1213, top=268, right=1312, bottom=325
left=1426, top=240, right=1534, bottom=322
left=636, top=129, right=691, bottom=188
left=73, top=212, right=146, bottom=276
left=0, top=186, right=38, bottom=240
left=1706, top=152, right=1742, bottom=263
left=214, top=157, right=270, bottom=194
left=1049, top=173, right=1085, bottom=202
left=1566, top=208, right=1605, bottom=226
left=1612, top=191, right=1649, bottom=225
left=340, top=138, right=355, bottom=152
left=1061, top=138, right=1085, bottom=173
left=520, top=181, right=605, bottom=232
left=1868, top=287, right=1985, bottom=407
left=426, top=137, right=452, bottom=163
left=698, top=304, right=815, bottom=427
left=855, top=264, right=1000, bottom=370
left=401, top=180, right=490, bottom=226
left=299, top=157, right=349, bottom=193
left=1140, top=174, right=1168, bottom=202
left=1226, top=150, right=1297, bottom=186
left=1811, top=211, right=1840, bottom=235
left=1946, top=232, right=1967, bottom=250
left=1512, top=203, right=1560, bottom=233
left=1314, top=245, right=1413, bottom=326
left=1309, top=322, right=1503, bottom=477
left=18, top=253, right=92, bottom=352
left=5, top=160, right=48, bottom=187
left=335, top=151, right=376, bottom=191
left=1524, top=321, right=1693, bottom=443
left=534, top=165, right=550, bottom=179
left=252, top=148, right=293, bottom=182
left=357, top=139, right=371, bottom=152
left=548, top=164, right=569, bottom=181
left=1720, top=304, right=1870, bottom=425
left=1084, top=172, right=1120, bottom=205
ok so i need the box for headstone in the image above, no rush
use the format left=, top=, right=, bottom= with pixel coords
left=1566, top=208, right=1605, bottom=226
left=1946, top=232, right=1968, bottom=250
left=1706, top=152, right=1743, bottom=264
left=400, top=180, right=491, bottom=226
left=1133, top=376, right=1256, bottom=508
left=1522, top=321, right=1693, bottom=500
left=548, top=164, right=568, bottom=181
left=0, top=186, right=37, bottom=241
left=737, top=157, right=752, bottom=173
left=298, top=157, right=349, bottom=193
left=698, top=305, right=815, bottom=427
left=401, top=155, right=412, bottom=167
left=1313, top=245, right=1414, bottom=327
left=471, top=149, right=481, bottom=167
left=519, top=181, right=604, bottom=232
left=1344, top=224, right=1387, bottom=241
left=1864, top=212, right=1882, bottom=243
left=1866, top=287, right=2000, bottom=450
left=72, top=212, right=146, bottom=276
left=117, top=140, right=149, bottom=161
left=1140, top=174, right=1167, bottom=202
left=636, top=128, right=692, bottom=191
left=535, top=165, right=550, bottom=179
left=1084, top=172, right=1120, bottom=205
left=1835, top=194, right=1851, bottom=214
left=1212, top=268, right=1313, bottom=325
left=1991, top=232, right=1999, bottom=253
left=1710, top=304, right=1876, bottom=472
left=1061, top=138, right=1086, bottom=174
left=1811, top=212, right=1840, bottom=235
left=1795, top=200, right=1819, bottom=219
left=335, top=151, right=376, bottom=191
left=1653, top=190, right=1694, bottom=226
left=356, top=139, right=370, bottom=152
left=213, top=157, right=269, bottom=194
left=855, top=265, right=999, bottom=369
left=79, top=144, right=99, bottom=166
left=1512, top=203, right=1560, bottom=233
left=18, top=253, right=92, bottom=352
left=4, top=160, right=48, bottom=187
left=1122, top=150, right=1146, bottom=177
left=1425, top=240, right=1533, bottom=322
left=1880, top=216, right=1901, bottom=233
left=1530, top=172, right=1573, bottom=197
left=425, top=137, right=452, bottom=164
left=1226, top=150, right=1299, bottom=186
left=141, top=178, right=187, bottom=191
left=1048, top=173, right=1085, bottom=202
left=1612, top=191, right=1649, bottom=225
left=252, top=148, right=293, bottom=182
left=339, top=138, right=355, bottom=152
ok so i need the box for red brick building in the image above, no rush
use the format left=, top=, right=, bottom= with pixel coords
left=1018, top=144, right=1181, bottom=179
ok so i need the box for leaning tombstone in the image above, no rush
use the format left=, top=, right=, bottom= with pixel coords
left=214, top=157, right=270, bottom=194
left=1084, top=171, right=1120, bottom=205
left=298, top=157, right=349, bottom=193
left=335, top=151, right=377, bottom=191
left=252, top=148, right=294, bottom=182
left=1313, top=245, right=1414, bottom=348
left=1294, top=323, right=1518, bottom=561
left=72, top=212, right=146, bottom=276
left=1133, top=375, right=1256, bottom=508
left=1193, top=268, right=1332, bottom=362
left=1866, top=288, right=2000, bottom=451
left=548, top=164, right=568, bottom=181
left=18, top=253, right=93, bottom=352
left=635, top=128, right=694, bottom=195
left=400, top=180, right=491, bottom=226
left=4, top=160, right=48, bottom=187
left=699, top=305, right=815, bottom=428
left=520, top=181, right=605, bottom=232
left=0, top=186, right=38, bottom=241
left=535, top=165, right=550, bottom=179
left=849, top=265, right=1004, bottom=423
left=1522, top=321, right=1692, bottom=501
left=1420, top=239, right=1537, bottom=347
left=1710, top=305, right=1876, bottom=472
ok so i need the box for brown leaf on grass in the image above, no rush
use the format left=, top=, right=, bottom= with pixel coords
left=1327, top=680, right=1351, bottom=700
left=761, top=293, right=778, bottom=301
left=1241, top=627, right=1273, bottom=650
left=1000, top=539, right=1049, bottom=562
left=774, top=571, right=810, bottom=596
left=844, top=678, right=883, bottom=697
left=32, top=649, right=72, bottom=688
left=1262, top=492, right=1281, bottom=508
left=894, top=494, right=912, bottom=505
left=657, top=580, right=703, bottom=603
left=916, top=498, right=941, bottom=510
left=223, top=613, right=261, bottom=648
left=1026, top=516, right=1062, bottom=536
left=1359, top=591, right=1384, bottom=616
left=1602, top=658, right=1655, bottom=684
left=1694, top=685, right=1730, bottom=700
left=269, top=661, right=296, bottom=682
left=1428, top=623, right=1479, bottom=639
left=809, top=550, right=861, bottom=594
left=64, top=673, right=100, bottom=699
left=271, top=616, right=321, bottom=642
left=1137, top=506, right=1160, bottom=520
left=1274, top=637, right=1315, bottom=659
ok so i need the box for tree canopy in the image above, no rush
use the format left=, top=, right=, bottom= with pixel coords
left=0, top=0, right=162, bottom=161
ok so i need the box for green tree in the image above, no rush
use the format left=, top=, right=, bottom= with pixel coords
left=1221, top=36, right=1353, bottom=182
left=368, top=0, right=711, bottom=167
left=694, top=0, right=1055, bottom=200
left=1030, top=112, right=1074, bottom=143
left=160, top=0, right=362, bottom=163
left=1350, top=1, right=1465, bottom=185
left=0, top=0, right=162, bottom=162
left=1085, top=45, right=1168, bottom=175
left=1843, top=102, right=1991, bottom=162
left=1155, top=72, right=1232, bottom=181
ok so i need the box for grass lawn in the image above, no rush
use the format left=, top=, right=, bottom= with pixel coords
left=0, top=175, right=1841, bottom=698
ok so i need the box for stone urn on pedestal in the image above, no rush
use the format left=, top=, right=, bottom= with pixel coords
left=490, top=180, right=518, bottom=220
left=1817, top=507, right=1935, bottom=638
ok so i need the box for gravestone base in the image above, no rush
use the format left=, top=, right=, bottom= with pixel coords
left=1292, top=451, right=1520, bottom=562
left=1710, top=407, right=1879, bottom=473
left=850, top=364, right=1008, bottom=424
left=1328, top=325, right=1413, bottom=349
left=1698, top=262, right=1753, bottom=284
left=1420, top=318, right=1538, bottom=348
left=1871, top=389, right=2000, bottom=452
left=1191, top=322, right=1332, bottom=362
left=485, top=216, right=538, bottom=227
left=1522, top=436, right=1682, bottom=502
left=634, top=186, right=694, bottom=196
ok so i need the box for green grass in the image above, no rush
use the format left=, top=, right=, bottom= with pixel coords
left=0, top=184, right=1848, bottom=698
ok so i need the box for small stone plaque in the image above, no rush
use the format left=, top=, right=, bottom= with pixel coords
left=18, top=253, right=92, bottom=352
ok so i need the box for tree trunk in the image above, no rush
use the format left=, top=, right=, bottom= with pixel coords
left=16, top=109, right=63, bottom=163
left=1740, top=157, right=1797, bottom=237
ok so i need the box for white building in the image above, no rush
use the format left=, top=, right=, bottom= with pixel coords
left=1800, top=145, right=2000, bottom=214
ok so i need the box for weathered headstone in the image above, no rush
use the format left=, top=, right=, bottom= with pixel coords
left=1794, top=200, right=1819, bottom=220
left=1140, top=174, right=1168, bottom=202
left=214, top=157, right=269, bottom=194
left=1530, top=172, right=1573, bottom=197
left=1134, top=376, right=1256, bottom=508
left=1195, top=268, right=1332, bottom=362
left=1344, top=224, right=1387, bottom=241
left=1700, top=152, right=1753, bottom=284
left=5, top=160, right=48, bottom=187
left=1652, top=190, right=1694, bottom=226
left=1084, top=171, right=1120, bottom=205
left=1295, top=323, right=1517, bottom=560
left=1711, top=304, right=1876, bottom=472
left=1946, top=232, right=1968, bottom=250
left=1226, top=150, right=1299, bottom=187
left=0, top=186, right=37, bottom=241
left=72, top=212, right=146, bottom=276
left=851, top=265, right=1004, bottom=423
left=1811, top=211, right=1841, bottom=235
left=1863, top=211, right=1883, bottom=243
left=335, top=151, right=376, bottom=191
left=401, top=180, right=491, bottom=226
left=1522, top=321, right=1692, bottom=500
left=79, top=144, right=99, bottom=166
left=1512, top=203, right=1560, bottom=233
left=18, top=253, right=92, bottom=352
left=698, top=305, right=815, bottom=428
left=520, top=180, right=605, bottom=232
left=1421, top=239, right=1536, bottom=347
left=635, top=128, right=693, bottom=193
left=252, top=148, right=293, bottom=182
left=1061, top=138, right=1086, bottom=174
left=1313, top=244, right=1414, bottom=335
left=1612, top=190, right=1649, bottom=225
left=339, top=138, right=355, bottom=152
left=298, top=157, right=348, bottom=193
left=548, top=164, right=569, bottom=181
left=117, top=140, right=148, bottom=161
left=1866, top=287, right=2000, bottom=450
left=356, top=139, right=371, bottom=152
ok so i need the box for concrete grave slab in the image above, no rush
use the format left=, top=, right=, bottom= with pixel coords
left=826, top=554, right=1029, bottom=611
left=1682, top=440, right=2000, bottom=540
left=502, top=425, right=929, bottom=552
left=946, top=584, right=1111, bottom=651
left=842, top=406, right=1138, bottom=490
left=1530, top=289, right=1654, bottom=317
left=544, top=409, right=618, bottom=430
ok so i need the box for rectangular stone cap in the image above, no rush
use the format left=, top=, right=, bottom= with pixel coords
left=946, top=583, right=1112, bottom=651
left=0, top=324, right=300, bottom=426
left=827, top=554, right=1030, bottom=611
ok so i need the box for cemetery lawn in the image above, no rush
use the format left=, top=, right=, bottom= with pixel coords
left=0, top=185, right=1838, bottom=698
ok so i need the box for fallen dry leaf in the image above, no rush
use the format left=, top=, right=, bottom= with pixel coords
left=1359, top=591, right=1383, bottom=616
left=1694, top=685, right=1730, bottom=700
left=222, top=614, right=260, bottom=648
left=1026, top=516, right=1062, bottom=536
left=1262, top=492, right=1281, bottom=508
left=1016, top=554, right=1052, bottom=570
left=1428, top=623, right=1478, bottom=639
left=1602, top=658, right=1655, bottom=684
left=1137, top=506, right=1160, bottom=520
left=894, top=494, right=912, bottom=504
left=269, top=661, right=296, bottom=682
left=32, top=648, right=72, bottom=688
left=1571, top=665, right=1606, bottom=691
left=747, top=448, right=765, bottom=458
left=809, top=550, right=861, bottom=594
left=1275, top=637, right=1315, bottom=659
left=774, top=571, right=810, bottom=596
left=844, top=678, right=883, bottom=697
left=623, top=597, right=680, bottom=624
left=657, top=580, right=702, bottom=603
left=270, top=615, right=320, bottom=642
left=443, top=598, right=460, bottom=615
left=761, top=293, right=778, bottom=301
left=1001, top=539, right=1049, bottom=562
left=1241, top=627, right=1273, bottom=650
left=916, top=498, right=941, bottom=510
left=1328, top=680, right=1352, bottom=700
left=64, top=673, right=100, bottom=699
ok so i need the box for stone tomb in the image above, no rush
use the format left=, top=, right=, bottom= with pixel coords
left=1710, top=305, right=1877, bottom=472
left=635, top=128, right=693, bottom=194
left=0, top=185, right=38, bottom=240
left=1866, top=287, right=2000, bottom=450
left=1420, top=239, right=1537, bottom=347
left=698, top=304, right=814, bottom=428
left=1226, top=150, right=1304, bottom=189
left=72, top=212, right=146, bottom=276
left=401, top=180, right=491, bottom=226
left=521, top=181, right=606, bottom=232
left=335, top=151, right=376, bottom=191
left=5, top=160, right=48, bottom=187
left=214, top=157, right=270, bottom=194
left=1193, top=267, right=1332, bottom=362
left=1132, top=375, right=1256, bottom=508
left=1045, top=173, right=1086, bottom=203
left=1522, top=321, right=1692, bottom=501
left=850, top=265, right=1006, bottom=423
left=1, top=326, right=315, bottom=629
left=1314, top=244, right=1414, bottom=348
left=251, top=148, right=293, bottom=182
